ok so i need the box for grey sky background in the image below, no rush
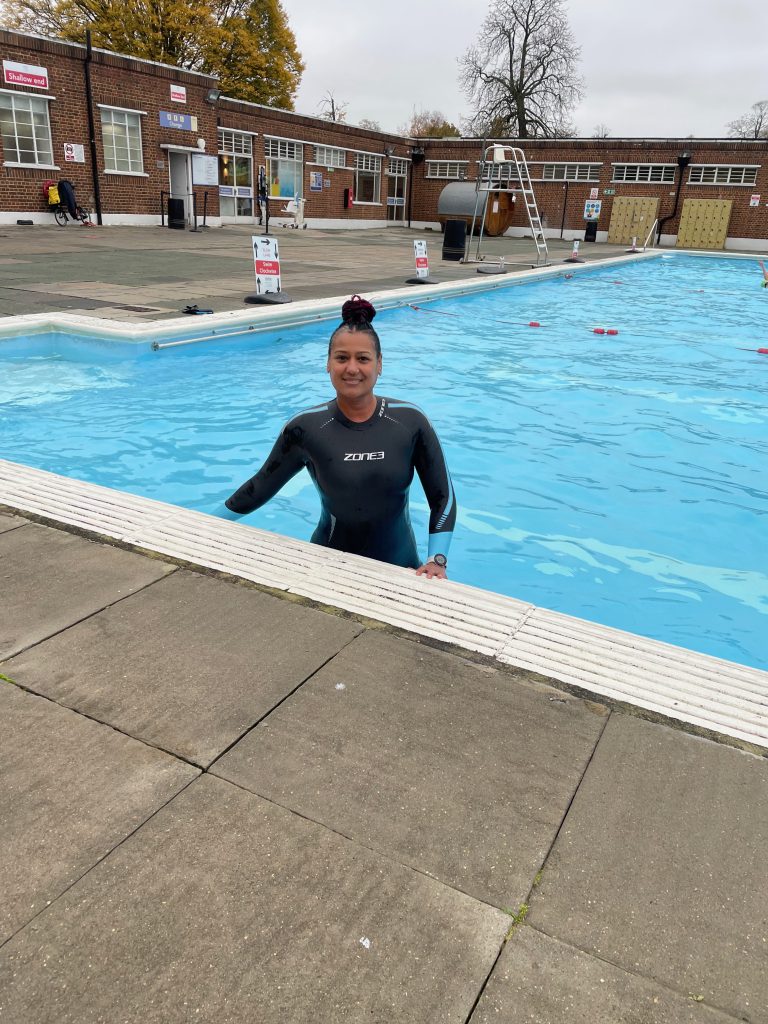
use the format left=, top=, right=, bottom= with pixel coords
left=280, top=0, right=768, bottom=137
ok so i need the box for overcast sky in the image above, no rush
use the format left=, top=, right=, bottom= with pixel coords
left=280, top=0, right=768, bottom=138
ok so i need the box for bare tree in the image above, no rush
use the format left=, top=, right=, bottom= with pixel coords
left=318, top=91, right=348, bottom=123
left=460, top=0, right=583, bottom=139
left=398, top=108, right=460, bottom=137
left=357, top=118, right=382, bottom=131
left=727, top=100, right=768, bottom=139
left=592, top=123, right=611, bottom=139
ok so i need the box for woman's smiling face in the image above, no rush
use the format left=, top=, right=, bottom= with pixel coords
left=326, top=328, right=382, bottom=401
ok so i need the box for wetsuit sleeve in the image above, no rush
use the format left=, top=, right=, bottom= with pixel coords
left=224, top=423, right=306, bottom=516
left=413, top=415, right=456, bottom=558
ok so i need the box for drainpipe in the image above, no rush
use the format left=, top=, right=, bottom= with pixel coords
left=84, top=30, right=103, bottom=225
left=656, top=151, right=691, bottom=245
left=408, top=146, right=425, bottom=228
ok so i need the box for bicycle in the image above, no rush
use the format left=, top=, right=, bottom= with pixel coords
left=43, top=180, right=92, bottom=226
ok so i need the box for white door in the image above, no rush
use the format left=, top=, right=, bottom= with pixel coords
left=169, top=151, right=191, bottom=223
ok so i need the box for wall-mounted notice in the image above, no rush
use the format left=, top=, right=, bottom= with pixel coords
left=3, top=60, right=48, bottom=89
left=170, top=85, right=187, bottom=103
left=191, top=153, right=218, bottom=185
left=750, top=194, right=761, bottom=207
left=63, top=143, right=85, bottom=163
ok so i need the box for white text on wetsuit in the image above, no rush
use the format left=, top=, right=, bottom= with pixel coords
left=344, top=451, right=385, bottom=461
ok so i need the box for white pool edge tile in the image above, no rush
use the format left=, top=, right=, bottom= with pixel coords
left=2, top=458, right=766, bottom=752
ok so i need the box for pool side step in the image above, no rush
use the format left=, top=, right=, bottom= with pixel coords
left=2, top=458, right=766, bottom=752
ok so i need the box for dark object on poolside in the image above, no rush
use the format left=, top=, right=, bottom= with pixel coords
left=442, top=219, right=466, bottom=261
left=181, top=304, right=214, bottom=315
left=244, top=292, right=292, bottom=304
left=167, top=196, right=185, bottom=230
left=16, top=219, right=34, bottom=225
left=57, top=179, right=79, bottom=219
left=405, top=275, right=438, bottom=285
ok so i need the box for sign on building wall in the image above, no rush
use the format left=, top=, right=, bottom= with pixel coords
left=159, top=111, right=197, bottom=131
left=170, top=85, right=187, bottom=103
left=750, top=194, right=761, bottom=207
left=252, top=236, right=281, bottom=294
left=191, top=153, right=218, bottom=185
left=63, top=143, right=85, bottom=163
left=589, top=187, right=599, bottom=200
left=584, top=200, right=602, bottom=221
left=310, top=171, right=323, bottom=192
left=3, top=60, right=49, bottom=89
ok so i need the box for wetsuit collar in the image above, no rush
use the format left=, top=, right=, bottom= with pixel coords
left=331, top=396, right=383, bottom=430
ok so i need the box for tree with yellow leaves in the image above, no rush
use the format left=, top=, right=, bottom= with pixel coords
left=3, top=0, right=304, bottom=108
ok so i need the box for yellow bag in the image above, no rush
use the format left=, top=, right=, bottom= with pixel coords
left=47, top=184, right=60, bottom=205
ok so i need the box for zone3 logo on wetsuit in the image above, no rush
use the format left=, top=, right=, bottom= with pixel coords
left=225, top=396, right=455, bottom=569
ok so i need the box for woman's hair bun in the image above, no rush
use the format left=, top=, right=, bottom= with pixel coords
left=341, top=294, right=376, bottom=326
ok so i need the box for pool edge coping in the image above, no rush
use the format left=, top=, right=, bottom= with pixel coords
left=2, top=457, right=767, bottom=757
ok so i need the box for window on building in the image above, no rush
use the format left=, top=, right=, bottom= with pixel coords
left=0, top=90, right=54, bottom=166
left=425, top=160, right=468, bottom=179
left=354, top=153, right=381, bottom=202
left=387, top=157, right=409, bottom=176
left=688, top=165, right=759, bottom=186
left=100, top=107, right=144, bottom=174
left=218, top=129, right=252, bottom=157
left=265, top=137, right=303, bottom=198
left=539, top=163, right=602, bottom=182
left=313, top=144, right=346, bottom=167
left=218, top=129, right=254, bottom=218
left=612, top=164, right=676, bottom=184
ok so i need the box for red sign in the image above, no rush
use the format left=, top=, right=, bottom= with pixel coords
left=3, top=60, right=49, bottom=90
left=255, top=260, right=279, bottom=275
left=415, top=257, right=428, bottom=269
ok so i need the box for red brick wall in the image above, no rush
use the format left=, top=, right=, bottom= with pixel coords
left=410, top=137, right=768, bottom=240
left=2, top=28, right=768, bottom=240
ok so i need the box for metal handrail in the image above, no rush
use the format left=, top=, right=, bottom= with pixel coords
left=643, top=218, right=658, bottom=250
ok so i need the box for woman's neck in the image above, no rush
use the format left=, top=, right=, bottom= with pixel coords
left=336, top=392, right=377, bottom=423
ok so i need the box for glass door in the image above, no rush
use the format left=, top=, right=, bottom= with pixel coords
left=386, top=157, right=408, bottom=223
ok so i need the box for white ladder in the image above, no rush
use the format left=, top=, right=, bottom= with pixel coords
left=507, top=147, right=549, bottom=264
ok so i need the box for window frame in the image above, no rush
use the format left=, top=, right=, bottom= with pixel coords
left=312, top=144, right=346, bottom=168
left=425, top=160, right=468, bottom=180
left=264, top=136, right=304, bottom=199
left=98, top=104, right=146, bottom=176
left=688, top=164, right=759, bottom=186
left=0, top=87, right=56, bottom=168
left=611, top=163, right=677, bottom=184
left=536, top=162, right=602, bottom=182
left=354, top=152, right=382, bottom=204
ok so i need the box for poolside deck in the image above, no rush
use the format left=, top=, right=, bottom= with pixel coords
left=2, top=225, right=767, bottom=1023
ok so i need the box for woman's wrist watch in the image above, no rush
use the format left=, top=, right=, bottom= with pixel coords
left=431, top=553, right=447, bottom=568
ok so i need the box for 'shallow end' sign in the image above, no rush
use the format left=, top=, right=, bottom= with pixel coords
left=3, top=60, right=49, bottom=89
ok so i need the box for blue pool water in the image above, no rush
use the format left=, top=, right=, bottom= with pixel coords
left=2, top=254, right=767, bottom=669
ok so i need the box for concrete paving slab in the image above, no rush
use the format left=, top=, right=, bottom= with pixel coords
left=212, top=630, right=607, bottom=909
left=471, top=926, right=739, bottom=1023
left=0, top=681, right=198, bottom=945
left=0, top=523, right=174, bottom=660
left=3, top=569, right=362, bottom=767
left=0, top=510, right=27, bottom=532
left=0, top=774, right=510, bottom=1024
left=528, top=715, right=768, bottom=1023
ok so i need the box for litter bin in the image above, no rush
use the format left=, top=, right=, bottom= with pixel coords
left=167, top=196, right=185, bottom=230
left=442, top=218, right=466, bottom=261
left=584, top=220, right=598, bottom=243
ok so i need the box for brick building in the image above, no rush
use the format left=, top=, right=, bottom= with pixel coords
left=2, top=27, right=768, bottom=248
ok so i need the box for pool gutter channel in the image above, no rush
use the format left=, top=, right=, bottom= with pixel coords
left=2, top=457, right=767, bottom=756
left=0, top=250, right=660, bottom=348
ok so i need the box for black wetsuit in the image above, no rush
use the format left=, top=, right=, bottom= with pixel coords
left=225, top=396, right=456, bottom=568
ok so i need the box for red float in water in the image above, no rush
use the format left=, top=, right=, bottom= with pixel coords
left=606, top=329, right=619, bottom=336
left=528, top=321, right=541, bottom=327
left=593, top=328, right=605, bottom=335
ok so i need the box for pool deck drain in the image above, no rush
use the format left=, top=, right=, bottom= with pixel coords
left=2, top=456, right=766, bottom=754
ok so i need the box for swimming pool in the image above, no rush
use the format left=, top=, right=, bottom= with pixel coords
left=2, top=253, right=767, bottom=670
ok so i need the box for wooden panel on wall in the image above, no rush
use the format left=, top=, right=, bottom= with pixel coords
left=607, top=196, right=659, bottom=245
left=676, top=199, right=732, bottom=249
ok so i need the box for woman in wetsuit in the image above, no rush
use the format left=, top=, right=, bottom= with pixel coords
left=220, top=296, right=455, bottom=578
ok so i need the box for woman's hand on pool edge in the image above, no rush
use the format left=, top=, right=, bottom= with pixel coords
left=416, top=560, right=447, bottom=580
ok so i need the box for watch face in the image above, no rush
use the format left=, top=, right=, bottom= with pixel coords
left=433, top=554, right=447, bottom=567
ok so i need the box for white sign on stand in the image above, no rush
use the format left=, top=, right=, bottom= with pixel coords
left=413, top=239, right=430, bottom=279
left=252, top=236, right=281, bottom=294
